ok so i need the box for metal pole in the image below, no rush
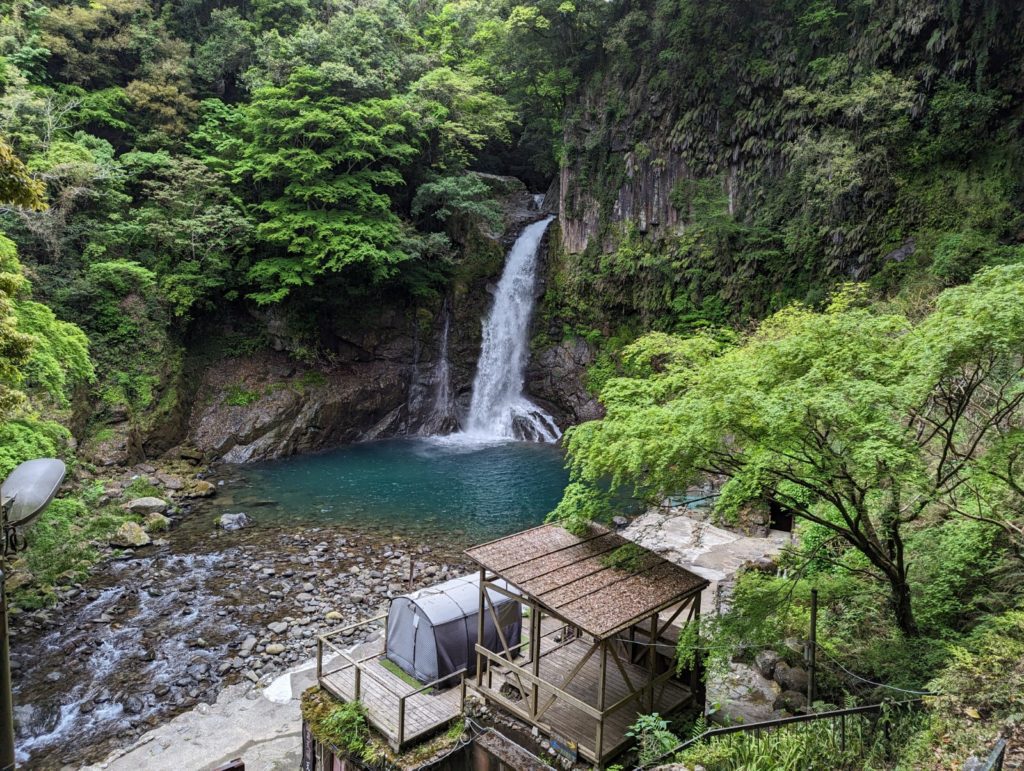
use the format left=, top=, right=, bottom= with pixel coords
left=1, top=498, right=16, bottom=771
left=807, top=588, right=817, bottom=707
left=1, top=568, right=14, bottom=771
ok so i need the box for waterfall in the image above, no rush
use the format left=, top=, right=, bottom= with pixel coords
left=406, top=298, right=456, bottom=436
left=428, top=298, right=456, bottom=432
left=462, top=216, right=561, bottom=442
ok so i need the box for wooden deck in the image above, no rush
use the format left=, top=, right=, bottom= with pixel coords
left=319, top=638, right=464, bottom=751
left=473, top=636, right=693, bottom=766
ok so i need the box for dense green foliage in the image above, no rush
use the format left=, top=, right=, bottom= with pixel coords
left=548, top=0, right=1024, bottom=335
left=554, top=267, right=1024, bottom=636
left=1, top=1, right=1023, bottom=766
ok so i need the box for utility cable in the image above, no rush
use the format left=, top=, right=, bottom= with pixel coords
left=813, top=643, right=934, bottom=696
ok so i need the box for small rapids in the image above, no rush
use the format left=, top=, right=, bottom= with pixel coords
left=12, top=551, right=243, bottom=766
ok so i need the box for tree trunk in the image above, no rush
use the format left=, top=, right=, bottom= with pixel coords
left=889, top=577, right=919, bottom=637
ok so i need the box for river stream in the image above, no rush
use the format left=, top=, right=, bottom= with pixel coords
left=12, top=438, right=568, bottom=768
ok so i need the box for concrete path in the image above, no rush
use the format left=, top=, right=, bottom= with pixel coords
left=82, top=661, right=319, bottom=771
left=623, top=509, right=791, bottom=612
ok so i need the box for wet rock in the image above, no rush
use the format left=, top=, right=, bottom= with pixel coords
left=110, top=522, right=151, bottom=548
left=123, top=695, right=145, bottom=714
left=754, top=650, right=780, bottom=679
left=13, top=703, right=60, bottom=739
left=125, top=497, right=168, bottom=515
left=156, top=473, right=185, bottom=491
left=144, top=512, right=171, bottom=532
left=773, top=662, right=809, bottom=693
left=219, top=512, right=252, bottom=531
left=773, top=690, right=808, bottom=712
left=185, top=480, right=217, bottom=498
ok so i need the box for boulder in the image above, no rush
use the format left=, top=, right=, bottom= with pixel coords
left=111, top=522, right=151, bottom=548
left=179, top=446, right=205, bottom=463
left=219, top=512, right=252, bottom=531
left=773, top=690, right=808, bottom=712
left=156, top=473, right=184, bottom=491
left=143, top=512, right=171, bottom=532
left=773, top=661, right=810, bottom=693
left=185, top=480, right=216, bottom=498
left=125, top=497, right=168, bottom=515
left=754, top=650, right=780, bottom=679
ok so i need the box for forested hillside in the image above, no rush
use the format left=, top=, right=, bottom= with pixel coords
left=2, top=0, right=1024, bottom=767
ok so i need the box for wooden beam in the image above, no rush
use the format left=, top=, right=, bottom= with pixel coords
left=476, top=568, right=486, bottom=687
left=607, top=640, right=637, bottom=695
left=474, top=644, right=603, bottom=719
left=530, top=606, right=541, bottom=717
left=596, top=640, right=607, bottom=765
left=534, top=640, right=601, bottom=722
left=484, top=582, right=529, bottom=697
left=648, top=615, right=657, bottom=712
left=656, top=598, right=691, bottom=641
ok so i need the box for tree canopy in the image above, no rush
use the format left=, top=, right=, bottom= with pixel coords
left=553, top=267, right=1024, bottom=635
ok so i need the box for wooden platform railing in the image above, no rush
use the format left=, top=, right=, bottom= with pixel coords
left=316, top=614, right=467, bottom=749
left=475, top=643, right=604, bottom=720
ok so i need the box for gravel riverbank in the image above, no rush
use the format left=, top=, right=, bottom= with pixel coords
left=12, top=514, right=470, bottom=768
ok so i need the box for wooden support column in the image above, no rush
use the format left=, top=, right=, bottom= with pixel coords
left=595, top=639, right=608, bottom=767
left=530, top=604, right=541, bottom=717
left=476, top=569, right=486, bottom=688
left=692, top=592, right=705, bottom=707
left=648, top=615, right=658, bottom=711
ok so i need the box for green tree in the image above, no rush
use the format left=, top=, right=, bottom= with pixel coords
left=231, top=67, right=417, bottom=303
left=553, top=269, right=1024, bottom=636
left=112, top=152, right=252, bottom=316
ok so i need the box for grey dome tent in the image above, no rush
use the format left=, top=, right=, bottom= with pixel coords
left=386, top=573, right=521, bottom=685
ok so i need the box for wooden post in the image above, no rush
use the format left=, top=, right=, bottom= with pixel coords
left=648, top=615, right=657, bottom=711
left=692, top=592, right=705, bottom=707
left=808, top=588, right=818, bottom=706
left=530, top=604, right=541, bottom=717
left=354, top=665, right=362, bottom=701
left=398, top=695, right=406, bottom=748
left=595, top=639, right=608, bottom=766
left=476, top=569, right=486, bottom=688
left=316, top=638, right=323, bottom=679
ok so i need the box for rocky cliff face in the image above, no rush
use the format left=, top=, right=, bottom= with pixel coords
left=557, top=68, right=701, bottom=255
left=187, top=352, right=409, bottom=462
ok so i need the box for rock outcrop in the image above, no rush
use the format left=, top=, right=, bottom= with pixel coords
left=527, top=337, right=603, bottom=426
left=187, top=353, right=409, bottom=463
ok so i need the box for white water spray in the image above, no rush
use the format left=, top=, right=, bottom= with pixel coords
left=462, top=216, right=561, bottom=442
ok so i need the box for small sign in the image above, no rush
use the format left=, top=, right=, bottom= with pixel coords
left=548, top=732, right=578, bottom=763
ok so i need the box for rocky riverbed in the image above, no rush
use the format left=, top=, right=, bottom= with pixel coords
left=11, top=510, right=470, bottom=768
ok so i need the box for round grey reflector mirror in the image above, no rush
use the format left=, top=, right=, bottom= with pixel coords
left=0, top=459, right=67, bottom=528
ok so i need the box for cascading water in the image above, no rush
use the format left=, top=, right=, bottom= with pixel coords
left=405, top=298, right=456, bottom=436
left=462, top=215, right=561, bottom=442
left=431, top=300, right=454, bottom=427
